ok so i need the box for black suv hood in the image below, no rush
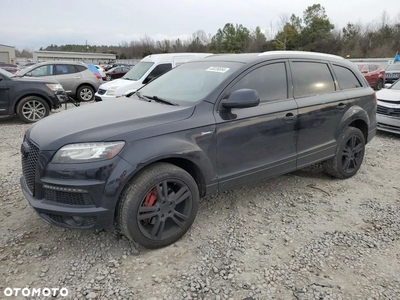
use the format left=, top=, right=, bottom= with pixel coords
left=26, top=97, right=195, bottom=150
left=12, top=76, right=59, bottom=84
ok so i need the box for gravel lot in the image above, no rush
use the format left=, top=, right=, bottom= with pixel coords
left=1, top=103, right=399, bottom=300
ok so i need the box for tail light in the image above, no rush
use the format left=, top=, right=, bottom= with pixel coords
left=94, top=73, right=101, bottom=80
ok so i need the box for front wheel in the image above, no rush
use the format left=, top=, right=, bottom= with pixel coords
left=322, top=127, right=365, bottom=179
left=117, top=163, right=199, bottom=249
left=375, top=78, right=384, bottom=90
left=16, top=96, right=50, bottom=123
left=106, top=75, right=112, bottom=81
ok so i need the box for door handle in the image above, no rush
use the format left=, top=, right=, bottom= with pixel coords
left=283, top=113, right=296, bottom=123
left=73, top=76, right=80, bottom=79
left=337, top=103, right=346, bottom=111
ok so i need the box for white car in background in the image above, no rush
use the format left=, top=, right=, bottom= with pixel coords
left=95, top=65, right=106, bottom=80
left=94, top=53, right=212, bottom=101
left=376, top=79, right=400, bottom=134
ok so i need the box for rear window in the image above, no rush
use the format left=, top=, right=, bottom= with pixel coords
left=332, top=65, right=362, bottom=90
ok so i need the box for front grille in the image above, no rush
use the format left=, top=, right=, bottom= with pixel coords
left=377, top=105, right=400, bottom=117
left=21, top=139, right=40, bottom=194
left=97, top=89, right=106, bottom=95
left=44, top=189, right=94, bottom=206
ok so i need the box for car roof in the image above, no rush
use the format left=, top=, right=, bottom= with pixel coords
left=201, top=51, right=346, bottom=64
left=141, top=53, right=212, bottom=63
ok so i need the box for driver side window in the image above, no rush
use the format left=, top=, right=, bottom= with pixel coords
left=30, top=65, right=54, bottom=77
left=143, top=63, right=172, bottom=84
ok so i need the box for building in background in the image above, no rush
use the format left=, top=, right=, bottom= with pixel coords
left=0, top=44, right=16, bottom=64
left=32, top=50, right=116, bottom=64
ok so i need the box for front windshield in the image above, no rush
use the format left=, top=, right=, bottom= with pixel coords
left=0, top=68, right=13, bottom=77
left=123, top=62, right=154, bottom=80
left=389, top=80, right=400, bottom=90
left=137, top=61, right=243, bottom=105
left=386, top=64, right=400, bottom=71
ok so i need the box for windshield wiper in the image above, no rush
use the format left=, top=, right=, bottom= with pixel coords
left=136, top=91, right=150, bottom=102
left=122, top=77, right=133, bottom=80
left=143, top=95, right=178, bottom=106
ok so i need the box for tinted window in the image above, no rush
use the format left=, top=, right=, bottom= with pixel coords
left=149, top=64, right=172, bottom=78
left=332, top=65, right=362, bottom=90
left=230, top=63, right=288, bottom=102
left=76, top=65, right=87, bottom=72
left=30, top=65, right=54, bottom=77
left=291, top=62, right=335, bottom=98
left=55, top=64, right=78, bottom=75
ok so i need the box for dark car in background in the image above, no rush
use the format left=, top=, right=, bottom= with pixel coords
left=105, top=66, right=131, bottom=81
left=19, top=51, right=376, bottom=249
left=0, top=68, right=67, bottom=122
left=16, top=61, right=102, bottom=102
left=356, top=63, right=386, bottom=90
left=385, top=63, right=400, bottom=85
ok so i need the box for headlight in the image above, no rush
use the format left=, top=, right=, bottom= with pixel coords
left=52, top=142, right=125, bottom=163
left=46, top=83, right=63, bottom=91
left=106, top=87, right=117, bottom=95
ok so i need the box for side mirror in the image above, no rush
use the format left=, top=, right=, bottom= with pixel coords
left=221, top=89, right=260, bottom=109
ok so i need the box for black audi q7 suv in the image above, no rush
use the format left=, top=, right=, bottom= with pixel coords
left=20, top=51, right=377, bottom=249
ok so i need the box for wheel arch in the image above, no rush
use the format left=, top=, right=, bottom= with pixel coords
left=336, top=106, right=370, bottom=143
left=14, top=93, right=52, bottom=113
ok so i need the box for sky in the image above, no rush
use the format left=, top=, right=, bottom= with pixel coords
left=1, top=0, right=400, bottom=50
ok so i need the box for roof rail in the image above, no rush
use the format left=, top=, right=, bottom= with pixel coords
left=258, top=51, right=344, bottom=59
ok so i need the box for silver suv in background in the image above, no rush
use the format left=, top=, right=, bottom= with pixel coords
left=16, top=61, right=102, bottom=102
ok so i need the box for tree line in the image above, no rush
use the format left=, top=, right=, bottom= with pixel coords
left=19, top=4, right=400, bottom=59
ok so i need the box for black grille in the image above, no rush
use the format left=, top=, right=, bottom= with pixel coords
left=21, top=139, right=40, bottom=194
left=44, top=189, right=94, bottom=206
left=97, top=89, right=106, bottom=95
left=377, top=105, right=400, bottom=117
left=43, top=213, right=64, bottom=224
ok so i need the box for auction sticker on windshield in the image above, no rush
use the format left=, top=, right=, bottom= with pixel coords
left=206, top=66, right=230, bottom=73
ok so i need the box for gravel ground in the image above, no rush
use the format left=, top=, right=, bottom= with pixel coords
left=0, top=103, right=399, bottom=300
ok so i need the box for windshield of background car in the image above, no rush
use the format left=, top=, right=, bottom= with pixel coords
left=136, top=61, right=243, bottom=105
left=356, top=64, right=364, bottom=70
left=386, top=64, right=400, bottom=71
left=0, top=68, right=13, bottom=77
left=123, top=62, right=154, bottom=80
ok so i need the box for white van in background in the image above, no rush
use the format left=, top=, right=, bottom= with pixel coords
left=95, top=53, right=212, bottom=101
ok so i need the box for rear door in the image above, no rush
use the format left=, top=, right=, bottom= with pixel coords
left=0, top=75, right=10, bottom=114
left=54, top=64, right=81, bottom=94
left=290, top=60, right=349, bottom=168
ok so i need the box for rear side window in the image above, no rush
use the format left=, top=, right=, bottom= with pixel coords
left=291, top=62, right=335, bottom=98
left=332, top=65, right=362, bottom=90
left=75, top=65, right=87, bottom=72
left=55, top=64, right=78, bottom=75
left=230, top=62, right=288, bottom=102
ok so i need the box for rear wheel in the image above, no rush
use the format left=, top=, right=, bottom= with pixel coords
left=322, top=127, right=365, bottom=179
left=16, top=96, right=50, bottom=123
left=76, top=85, right=94, bottom=102
left=117, top=163, right=199, bottom=249
left=106, top=74, right=112, bottom=81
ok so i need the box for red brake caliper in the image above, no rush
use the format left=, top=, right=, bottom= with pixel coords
left=143, top=188, right=157, bottom=224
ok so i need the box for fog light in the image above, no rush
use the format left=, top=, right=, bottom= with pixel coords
left=71, top=216, right=84, bottom=225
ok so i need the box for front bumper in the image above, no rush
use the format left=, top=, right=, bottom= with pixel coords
left=20, top=142, right=134, bottom=230
left=94, top=92, right=119, bottom=101
left=376, top=114, right=400, bottom=134
left=55, top=90, right=69, bottom=104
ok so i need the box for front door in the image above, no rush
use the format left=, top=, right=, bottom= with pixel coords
left=0, top=75, right=10, bottom=114
left=214, top=61, right=298, bottom=191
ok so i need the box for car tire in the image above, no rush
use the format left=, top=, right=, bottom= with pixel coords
left=16, top=96, right=50, bottom=123
left=106, top=75, right=111, bottom=81
left=375, top=78, right=384, bottom=90
left=76, top=85, right=94, bottom=102
left=117, top=163, right=199, bottom=249
left=322, top=127, right=365, bottom=179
